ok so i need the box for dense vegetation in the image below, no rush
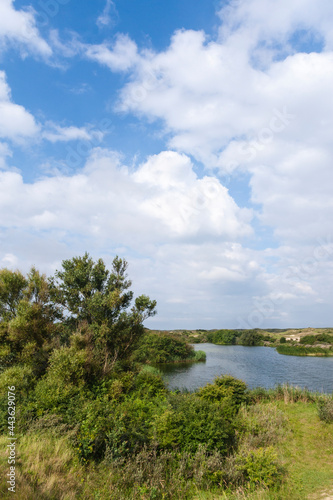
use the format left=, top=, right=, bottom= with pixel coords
left=206, top=329, right=273, bottom=346
left=133, top=331, right=206, bottom=364
left=1, top=256, right=333, bottom=498
left=170, top=327, right=333, bottom=357
left=276, top=345, right=333, bottom=356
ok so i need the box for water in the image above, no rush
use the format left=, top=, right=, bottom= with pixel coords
left=159, top=344, right=333, bottom=393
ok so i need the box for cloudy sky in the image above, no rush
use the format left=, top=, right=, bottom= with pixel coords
left=0, top=0, right=333, bottom=329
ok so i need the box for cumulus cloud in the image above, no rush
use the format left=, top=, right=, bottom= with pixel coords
left=1, top=147, right=332, bottom=328
left=0, top=0, right=52, bottom=57
left=0, top=71, right=40, bottom=140
left=105, top=1, right=333, bottom=252
left=0, top=141, right=11, bottom=168
left=85, top=34, right=138, bottom=71
left=0, top=149, right=252, bottom=242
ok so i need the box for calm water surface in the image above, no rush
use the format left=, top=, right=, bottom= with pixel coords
left=159, top=344, right=333, bottom=393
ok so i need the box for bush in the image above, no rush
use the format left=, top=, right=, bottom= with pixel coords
left=207, top=329, right=239, bottom=345
left=318, top=398, right=333, bottom=423
left=234, top=446, right=286, bottom=488
left=0, top=364, right=35, bottom=397
left=238, top=330, right=264, bottom=346
left=162, top=393, right=236, bottom=454
left=133, top=332, right=194, bottom=363
left=280, top=336, right=287, bottom=343
left=197, top=375, right=249, bottom=411
left=193, top=350, right=206, bottom=362
left=134, top=370, right=167, bottom=398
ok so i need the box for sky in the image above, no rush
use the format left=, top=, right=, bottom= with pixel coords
left=0, top=0, right=333, bottom=329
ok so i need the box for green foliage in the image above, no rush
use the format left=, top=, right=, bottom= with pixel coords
left=238, top=330, right=264, bottom=346
left=0, top=268, right=27, bottom=321
left=0, top=364, right=35, bottom=397
left=276, top=345, right=333, bottom=356
left=235, top=446, right=286, bottom=488
left=134, top=370, right=167, bottom=398
left=280, top=336, right=287, bottom=343
left=0, top=268, right=62, bottom=375
left=133, top=332, right=195, bottom=363
left=193, top=350, right=206, bottom=362
left=206, top=329, right=265, bottom=346
left=51, top=253, right=157, bottom=373
left=73, top=394, right=165, bottom=462
left=162, top=393, right=236, bottom=454
left=0, top=365, right=36, bottom=433
left=300, top=333, right=333, bottom=345
left=206, top=329, right=239, bottom=345
left=197, top=375, right=249, bottom=412
left=300, top=335, right=317, bottom=345
left=318, top=398, right=333, bottom=423
left=316, top=333, right=333, bottom=344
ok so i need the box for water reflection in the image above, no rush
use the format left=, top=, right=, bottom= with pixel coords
left=158, top=344, right=333, bottom=393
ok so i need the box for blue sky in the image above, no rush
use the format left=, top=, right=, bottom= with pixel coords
left=0, top=0, right=333, bottom=329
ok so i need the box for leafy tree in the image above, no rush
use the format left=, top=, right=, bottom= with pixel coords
left=238, top=330, right=263, bottom=346
left=207, top=329, right=239, bottom=345
left=0, top=269, right=27, bottom=321
left=0, top=268, right=62, bottom=374
left=133, top=331, right=195, bottom=363
left=51, top=253, right=157, bottom=375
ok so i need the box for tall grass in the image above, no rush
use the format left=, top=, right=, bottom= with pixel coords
left=249, top=383, right=327, bottom=403
left=276, top=345, right=333, bottom=356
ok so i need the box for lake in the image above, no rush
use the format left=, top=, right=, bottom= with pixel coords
left=159, top=343, right=333, bottom=393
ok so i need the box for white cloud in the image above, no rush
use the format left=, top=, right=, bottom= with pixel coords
left=0, top=141, right=11, bottom=168
left=218, top=0, right=333, bottom=52
left=42, top=123, right=104, bottom=143
left=0, top=148, right=252, bottom=242
left=0, top=71, right=40, bottom=140
left=1, top=147, right=331, bottom=328
left=97, top=0, right=118, bottom=29
left=85, top=34, right=138, bottom=71
left=0, top=0, right=52, bottom=57
left=108, top=2, right=333, bottom=252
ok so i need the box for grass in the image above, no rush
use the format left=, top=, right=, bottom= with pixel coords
left=1, top=399, right=332, bottom=499
left=195, top=401, right=333, bottom=500
left=276, top=345, right=333, bottom=356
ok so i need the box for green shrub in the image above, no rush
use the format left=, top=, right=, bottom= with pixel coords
left=163, top=393, right=236, bottom=454
left=193, top=350, right=206, bottom=362
left=133, top=332, right=194, bottom=363
left=235, top=446, right=286, bottom=488
left=276, top=345, right=332, bottom=356
left=238, top=330, right=264, bottom=346
left=0, top=364, right=35, bottom=396
left=134, top=370, right=167, bottom=398
left=207, top=329, right=239, bottom=345
left=318, top=398, right=333, bottom=423
left=197, top=375, right=249, bottom=411
left=300, top=335, right=316, bottom=345
left=280, top=336, right=287, bottom=343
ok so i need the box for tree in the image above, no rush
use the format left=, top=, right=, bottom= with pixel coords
left=238, top=330, right=263, bottom=346
left=0, top=267, right=62, bottom=374
left=52, top=253, right=157, bottom=375
left=0, top=269, right=27, bottom=321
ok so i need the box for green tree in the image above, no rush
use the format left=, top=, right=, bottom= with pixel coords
left=51, top=253, right=157, bottom=375
left=0, top=269, right=27, bottom=321
left=1, top=267, right=62, bottom=374
left=238, top=330, right=263, bottom=346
